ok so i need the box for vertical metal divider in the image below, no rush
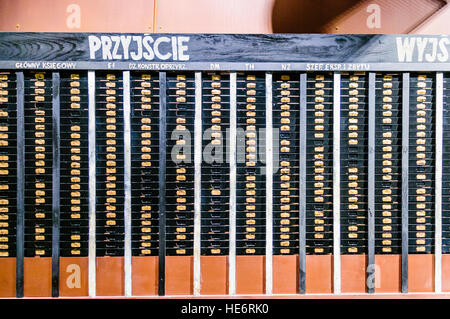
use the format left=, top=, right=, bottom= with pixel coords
left=229, top=72, right=237, bottom=296
left=52, top=72, right=61, bottom=297
left=299, top=73, right=307, bottom=294
left=367, top=72, right=376, bottom=294
left=158, top=71, right=167, bottom=296
left=333, top=72, right=341, bottom=294
left=401, top=72, right=410, bottom=294
left=193, top=72, right=202, bottom=296
left=16, top=72, right=25, bottom=298
left=265, top=72, right=273, bottom=295
left=123, top=71, right=132, bottom=297
left=88, top=71, right=97, bottom=297
left=435, top=72, right=443, bottom=293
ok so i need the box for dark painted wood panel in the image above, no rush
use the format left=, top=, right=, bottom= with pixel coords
left=0, top=33, right=448, bottom=64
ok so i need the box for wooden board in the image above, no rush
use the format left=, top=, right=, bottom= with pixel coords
left=0, top=33, right=449, bottom=71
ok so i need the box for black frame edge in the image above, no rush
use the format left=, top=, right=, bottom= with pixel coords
left=51, top=72, right=61, bottom=297
left=16, top=71, right=25, bottom=298
left=158, top=71, right=167, bottom=296
left=299, top=72, right=307, bottom=294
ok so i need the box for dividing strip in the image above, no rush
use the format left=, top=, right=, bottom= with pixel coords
left=265, top=72, right=273, bottom=295
left=123, top=71, right=132, bottom=297
left=401, top=72, right=410, bottom=294
left=16, top=72, right=24, bottom=298
left=367, top=72, right=376, bottom=294
left=193, top=72, right=202, bottom=296
left=52, top=72, right=61, bottom=297
left=158, top=72, right=167, bottom=296
left=435, top=72, right=443, bottom=293
left=229, top=72, right=237, bottom=295
left=333, top=72, right=341, bottom=294
left=299, top=73, right=307, bottom=294
left=88, top=71, right=96, bottom=297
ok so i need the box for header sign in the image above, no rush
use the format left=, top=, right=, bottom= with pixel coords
left=88, top=35, right=191, bottom=61
left=0, top=33, right=449, bottom=70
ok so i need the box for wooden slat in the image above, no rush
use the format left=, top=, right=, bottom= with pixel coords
left=193, top=71, right=202, bottom=296
left=51, top=72, right=60, bottom=298
left=435, top=71, right=443, bottom=293
left=265, top=72, right=273, bottom=296
left=367, top=72, right=376, bottom=294
left=88, top=70, right=96, bottom=297
left=158, top=71, right=167, bottom=296
left=333, top=72, right=341, bottom=294
left=299, top=72, right=307, bottom=294
left=16, top=71, right=24, bottom=298
left=123, top=70, right=132, bottom=297
left=401, top=72, right=410, bottom=294
left=0, top=33, right=448, bottom=68
left=228, top=72, right=237, bottom=296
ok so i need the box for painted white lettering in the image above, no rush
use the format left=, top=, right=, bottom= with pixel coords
left=210, top=63, right=220, bottom=70
left=416, top=37, right=428, bottom=62
left=142, top=36, right=155, bottom=60
left=89, top=35, right=190, bottom=61
left=111, top=36, right=122, bottom=59
left=178, top=36, right=190, bottom=61
left=438, top=37, right=450, bottom=62
left=15, top=62, right=41, bottom=69
left=171, top=36, right=178, bottom=60
left=396, top=37, right=415, bottom=62
left=88, top=35, right=101, bottom=59
left=100, top=36, right=113, bottom=60
left=154, top=36, right=172, bottom=60
left=130, top=36, right=143, bottom=60
left=120, top=35, right=132, bottom=60
left=425, top=38, right=438, bottom=62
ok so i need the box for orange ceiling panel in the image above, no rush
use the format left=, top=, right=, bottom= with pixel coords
left=0, top=0, right=156, bottom=32
left=0, top=0, right=449, bottom=35
left=321, top=0, right=445, bottom=33
left=155, top=0, right=273, bottom=33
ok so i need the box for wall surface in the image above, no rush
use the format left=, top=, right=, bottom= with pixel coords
left=0, top=0, right=449, bottom=34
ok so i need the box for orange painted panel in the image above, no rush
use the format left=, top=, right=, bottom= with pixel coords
left=132, top=256, right=158, bottom=296
left=166, top=256, right=193, bottom=295
left=415, top=5, right=450, bottom=34
left=374, top=254, right=401, bottom=293
left=341, top=254, right=367, bottom=293
left=0, top=258, right=16, bottom=297
left=96, top=257, right=124, bottom=296
left=236, top=256, right=265, bottom=295
left=24, top=257, right=51, bottom=297
left=442, top=254, right=450, bottom=292
left=1, top=0, right=449, bottom=36
left=200, top=256, right=228, bottom=295
left=156, top=0, right=273, bottom=33
left=321, top=0, right=444, bottom=34
left=305, top=255, right=332, bottom=294
left=0, top=0, right=156, bottom=33
left=59, top=257, right=89, bottom=297
left=273, top=255, right=298, bottom=294
left=409, top=254, right=434, bottom=292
